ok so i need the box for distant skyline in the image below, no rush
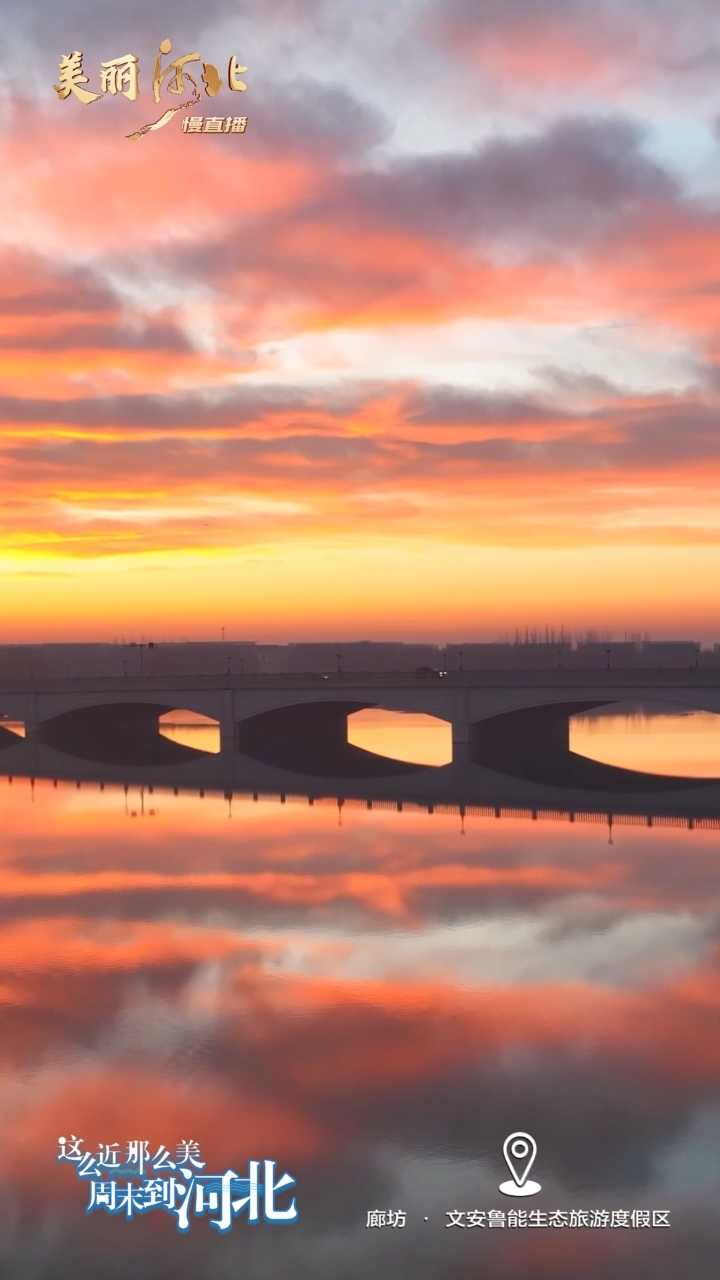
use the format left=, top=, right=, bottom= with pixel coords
left=0, top=631, right=714, bottom=647
left=2, top=1, right=720, bottom=639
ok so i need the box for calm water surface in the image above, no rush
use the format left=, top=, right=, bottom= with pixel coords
left=0, top=709, right=718, bottom=1278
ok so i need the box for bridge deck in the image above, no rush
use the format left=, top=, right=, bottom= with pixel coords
left=0, top=667, right=718, bottom=695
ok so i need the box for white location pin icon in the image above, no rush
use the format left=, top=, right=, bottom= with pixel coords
left=498, top=1132, right=542, bottom=1197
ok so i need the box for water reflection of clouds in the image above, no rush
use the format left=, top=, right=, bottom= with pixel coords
left=0, top=784, right=719, bottom=1276
left=262, top=908, right=713, bottom=989
left=1, top=801, right=719, bottom=933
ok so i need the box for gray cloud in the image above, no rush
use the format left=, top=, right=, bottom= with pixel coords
left=143, top=113, right=686, bottom=323
left=6, top=0, right=255, bottom=59
left=435, top=0, right=720, bottom=68
left=1, top=384, right=720, bottom=482
left=305, top=116, right=679, bottom=252
left=0, top=321, right=194, bottom=353
left=242, top=78, right=390, bottom=157
left=0, top=250, right=117, bottom=317
left=405, top=386, right=569, bottom=427
left=0, top=383, right=368, bottom=430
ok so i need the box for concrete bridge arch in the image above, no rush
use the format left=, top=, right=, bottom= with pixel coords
left=0, top=672, right=718, bottom=782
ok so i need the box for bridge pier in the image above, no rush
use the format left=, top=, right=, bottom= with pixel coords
left=452, top=719, right=472, bottom=764
left=20, top=692, right=38, bottom=741
left=219, top=689, right=236, bottom=755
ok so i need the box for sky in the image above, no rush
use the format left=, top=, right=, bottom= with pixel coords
left=2, top=0, right=720, bottom=641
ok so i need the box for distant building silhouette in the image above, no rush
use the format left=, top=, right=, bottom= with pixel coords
left=0, top=636, right=715, bottom=680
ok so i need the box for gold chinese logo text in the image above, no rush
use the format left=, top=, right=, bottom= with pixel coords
left=54, top=39, right=248, bottom=140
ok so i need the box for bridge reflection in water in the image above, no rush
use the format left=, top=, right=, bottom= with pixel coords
left=2, top=726, right=720, bottom=827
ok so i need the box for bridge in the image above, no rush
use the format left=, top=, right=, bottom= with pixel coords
left=1, top=668, right=719, bottom=794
